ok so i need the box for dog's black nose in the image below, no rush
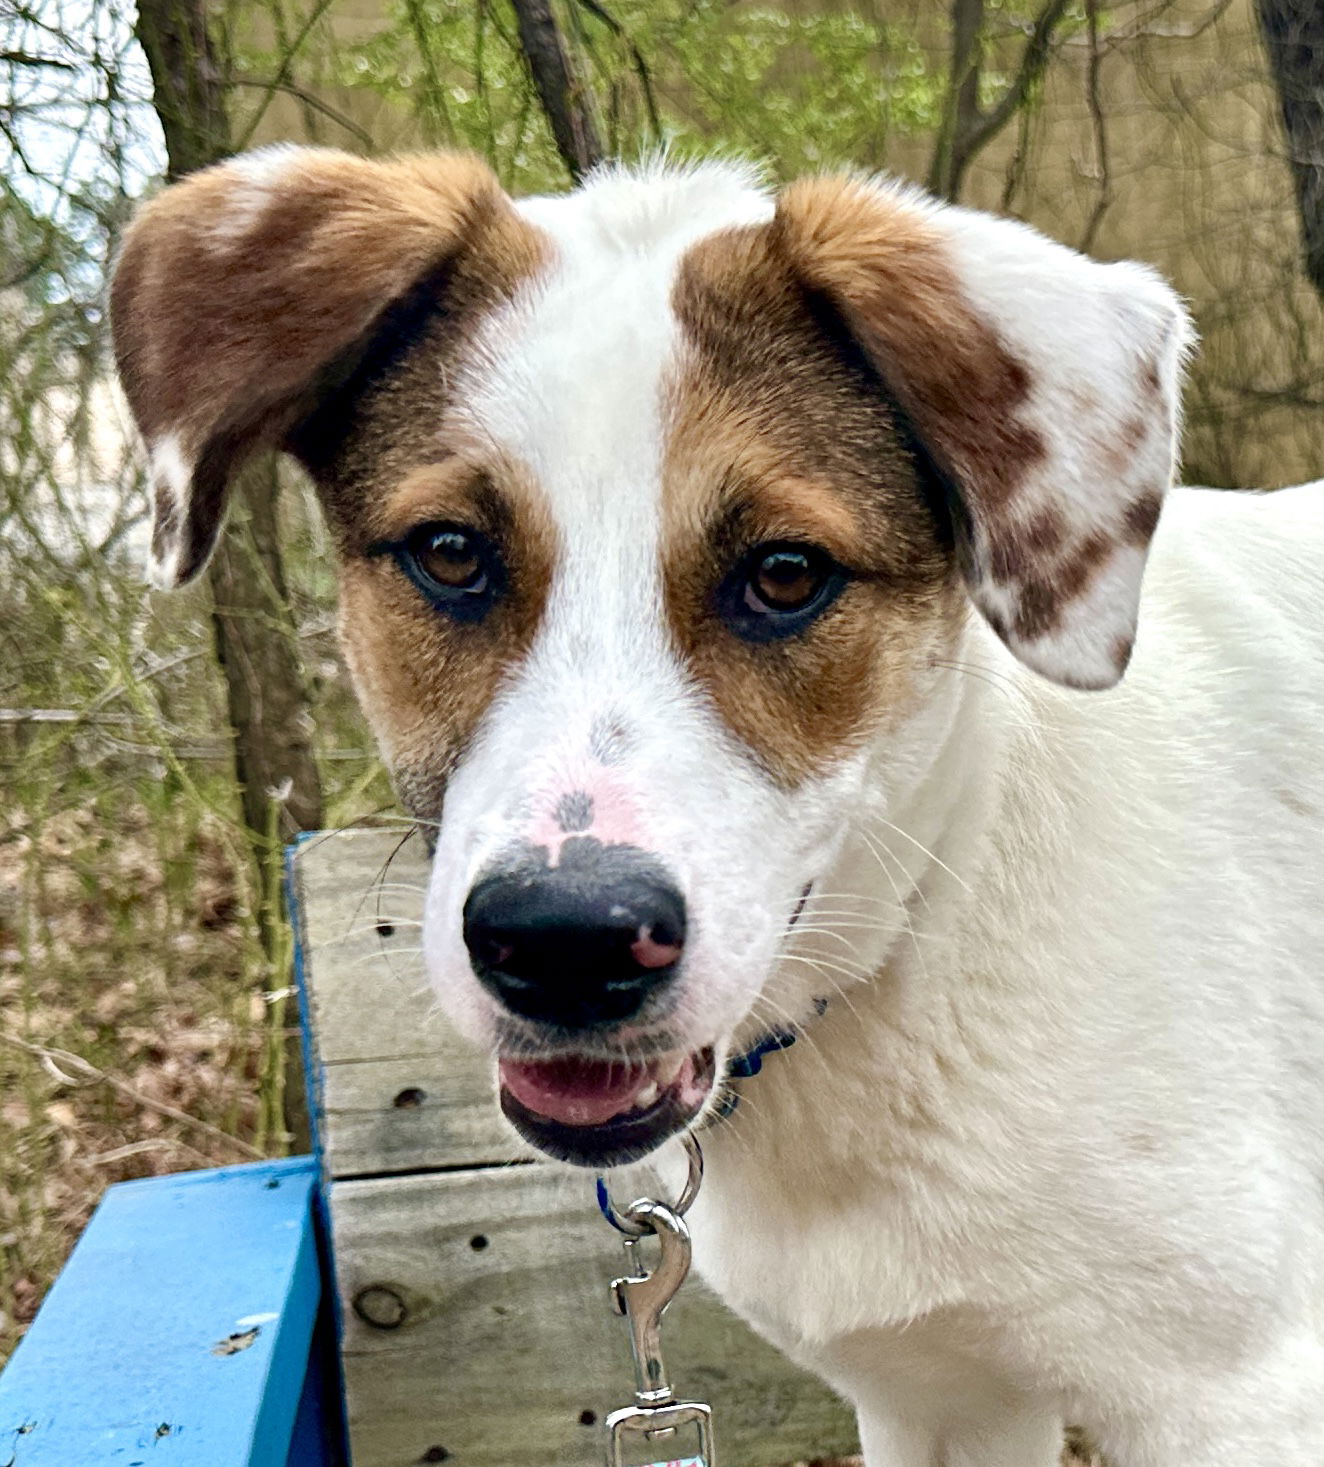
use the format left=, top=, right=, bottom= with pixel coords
left=462, top=840, right=686, bottom=1030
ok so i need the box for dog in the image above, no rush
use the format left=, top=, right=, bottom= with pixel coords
left=111, top=148, right=1324, bottom=1466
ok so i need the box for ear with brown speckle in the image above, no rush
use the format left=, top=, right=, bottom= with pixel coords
left=111, top=147, right=539, bottom=587
left=773, top=176, right=1193, bottom=690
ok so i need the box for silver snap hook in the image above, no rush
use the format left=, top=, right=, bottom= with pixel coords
left=595, top=1133, right=704, bottom=1236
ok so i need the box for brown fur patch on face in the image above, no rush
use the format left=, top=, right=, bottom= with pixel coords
left=112, top=149, right=545, bottom=583
left=665, top=222, right=961, bottom=787
left=258, top=192, right=555, bottom=820
left=770, top=178, right=1044, bottom=517
left=334, top=441, right=557, bottom=819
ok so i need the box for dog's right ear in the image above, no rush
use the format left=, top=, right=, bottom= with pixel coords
left=111, top=147, right=537, bottom=588
left=769, top=176, right=1192, bottom=691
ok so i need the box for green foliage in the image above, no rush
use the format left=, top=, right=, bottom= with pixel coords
left=633, top=5, right=942, bottom=174
left=301, top=0, right=943, bottom=186
left=324, top=0, right=566, bottom=188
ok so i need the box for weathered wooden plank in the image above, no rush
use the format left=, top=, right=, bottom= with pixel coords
left=294, top=827, right=859, bottom=1464
left=330, top=1166, right=859, bottom=1467
left=290, top=828, right=528, bottom=1176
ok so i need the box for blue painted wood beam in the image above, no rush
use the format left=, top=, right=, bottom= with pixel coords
left=0, top=1157, right=330, bottom=1466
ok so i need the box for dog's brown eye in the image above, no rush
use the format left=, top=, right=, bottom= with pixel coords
left=719, top=541, right=846, bottom=643
left=416, top=528, right=484, bottom=590
left=746, top=548, right=829, bottom=613
left=391, top=522, right=502, bottom=622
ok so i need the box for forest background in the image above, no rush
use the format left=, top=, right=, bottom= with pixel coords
left=1, top=0, right=1321, bottom=1392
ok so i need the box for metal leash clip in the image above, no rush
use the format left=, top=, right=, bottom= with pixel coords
left=599, top=1138, right=715, bottom=1467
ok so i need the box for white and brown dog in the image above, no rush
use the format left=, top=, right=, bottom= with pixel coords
left=112, top=150, right=1324, bottom=1466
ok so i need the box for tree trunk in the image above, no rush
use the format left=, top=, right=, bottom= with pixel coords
left=135, top=0, right=322, bottom=1148
left=509, top=0, right=604, bottom=181
left=1256, top=0, right=1324, bottom=300
left=132, top=0, right=228, bottom=179
left=134, top=0, right=324, bottom=888
left=205, top=460, right=325, bottom=849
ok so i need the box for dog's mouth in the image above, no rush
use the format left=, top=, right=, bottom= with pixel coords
left=498, top=1047, right=717, bottom=1167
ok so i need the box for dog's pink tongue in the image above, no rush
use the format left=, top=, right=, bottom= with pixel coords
left=499, top=1056, right=654, bottom=1127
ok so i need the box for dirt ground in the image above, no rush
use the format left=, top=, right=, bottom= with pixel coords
left=0, top=800, right=269, bottom=1357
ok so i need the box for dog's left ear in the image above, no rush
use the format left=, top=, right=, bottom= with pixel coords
left=772, top=177, right=1194, bottom=690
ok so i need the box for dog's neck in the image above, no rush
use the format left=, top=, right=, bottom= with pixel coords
left=697, top=610, right=1047, bottom=1144
left=827, top=610, right=1031, bottom=981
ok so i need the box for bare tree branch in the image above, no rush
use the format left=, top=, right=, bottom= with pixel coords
left=0, top=49, right=75, bottom=68
left=227, top=76, right=373, bottom=148
left=232, top=0, right=339, bottom=152
left=1079, top=0, right=1113, bottom=252
left=966, top=0, right=1072, bottom=157
left=928, top=0, right=1072, bottom=203
left=570, top=0, right=661, bottom=145
left=509, top=0, right=603, bottom=181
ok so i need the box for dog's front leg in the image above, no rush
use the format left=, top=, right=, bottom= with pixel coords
left=941, top=1404, right=1066, bottom=1467
left=853, top=1401, right=942, bottom=1467
left=853, top=1402, right=1064, bottom=1467
left=851, top=1384, right=1063, bottom=1467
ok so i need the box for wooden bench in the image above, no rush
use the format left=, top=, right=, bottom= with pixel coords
left=0, top=827, right=858, bottom=1466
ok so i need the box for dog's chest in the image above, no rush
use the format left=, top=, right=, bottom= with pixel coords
left=682, top=1058, right=1053, bottom=1353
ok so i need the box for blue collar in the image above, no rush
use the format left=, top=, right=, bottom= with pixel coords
left=727, top=1026, right=800, bottom=1078
left=716, top=997, right=828, bottom=1114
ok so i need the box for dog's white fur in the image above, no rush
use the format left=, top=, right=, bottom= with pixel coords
left=419, top=166, right=1324, bottom=1466
left=686, top=485, right=1324, bottom=1467
left=117, top=153, right=1324, bottom=1465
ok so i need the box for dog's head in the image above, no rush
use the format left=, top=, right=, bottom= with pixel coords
left=113, top=149, right=1190, bottom=1165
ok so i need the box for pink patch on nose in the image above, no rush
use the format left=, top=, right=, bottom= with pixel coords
left=589, top=784, right=644, bottom=846
left=630, top=925, right=683, bottom=970
left=525, top=772, right=648, bottom=864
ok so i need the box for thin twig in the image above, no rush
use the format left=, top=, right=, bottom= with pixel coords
left=570, top=0, right=662, bottom=143
left=1078, top=0, right=1112, bottom=253
left=0, top=1032, right=265, bottom=1161
left=227, top=77, right=373, bottom=148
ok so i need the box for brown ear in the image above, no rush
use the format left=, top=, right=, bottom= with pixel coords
left=771, top=176, right=1193, bottom=690
left=111, top=147, right=540, bottom=587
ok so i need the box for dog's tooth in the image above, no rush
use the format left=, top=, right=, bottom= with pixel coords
left=635, top=1081, right=660, bottom=1109
left=654, top=1054, right=684, bottom=1086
